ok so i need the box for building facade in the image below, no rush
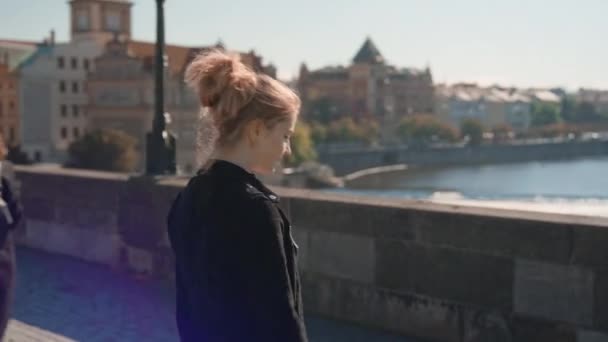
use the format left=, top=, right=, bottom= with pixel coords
left=435, top=84, right=532, bottom=132
left=19, top=0, right=133, bottom=163
left=577, top=88, right=608, bottom=115
left=298, top=38, right=434, bottom=124
left=0, top=40, right=37, bottom=147
left=87, top=36, right=276, bottom=174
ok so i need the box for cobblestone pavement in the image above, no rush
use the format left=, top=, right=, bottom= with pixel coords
left=9, top=247, right=417, bottom=342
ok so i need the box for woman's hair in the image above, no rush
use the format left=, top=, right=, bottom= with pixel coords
left=184, top=49, right=300, bottom=169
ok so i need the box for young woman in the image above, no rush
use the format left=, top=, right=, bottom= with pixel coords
left=167, top=50, right=308, bottom=341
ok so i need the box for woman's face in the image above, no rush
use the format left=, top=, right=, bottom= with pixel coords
left=249, top=114, right=296, bottom=175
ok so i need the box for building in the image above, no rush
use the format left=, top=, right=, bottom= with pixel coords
left=435, top=84, right=532, bottom=132
left=577, top=88, right=608, bottom=114
left=0, top=40, right=37, bottom=147
left=19, top=0, right=133, bottom=163
left=298, top=38, right=434, bottom=125
left=87, top=36, right=276, bottom=174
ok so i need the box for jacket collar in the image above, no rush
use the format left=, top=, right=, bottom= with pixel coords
left=208, top=159, right=280, bottom=203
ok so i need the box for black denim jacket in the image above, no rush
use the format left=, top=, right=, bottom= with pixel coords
left=167, top=160, right=308, bottom=342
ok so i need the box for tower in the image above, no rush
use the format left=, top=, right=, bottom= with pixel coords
left=70, top=0, right=133, bottom=44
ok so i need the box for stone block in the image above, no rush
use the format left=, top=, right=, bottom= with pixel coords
left=577, top=329, right=608, bottom=342
left=594, top=270, right=608, bottom=331
left=308, top=231, right=375, bottom=283
left=376, top=240, right=513, bottom=310
left=289, top=198, right=415, bottom=239
left=416, top=213, right=572, bottom=262
left=301, top=272, right=462, bottom=342
left=514, top=260, right=594, bottom=325
left=22, top=197, right=55, bottom=221
left=510, top=316, right=577, bottom=342
left=572, top=226, right=608, bottom=268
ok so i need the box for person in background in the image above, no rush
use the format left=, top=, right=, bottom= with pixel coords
left=0, top=135, right=23, bottom=339
left=167, top=50, right=308, bottom=341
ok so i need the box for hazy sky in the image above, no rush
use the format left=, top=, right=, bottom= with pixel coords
left=2, top=0, right=607, bottom=89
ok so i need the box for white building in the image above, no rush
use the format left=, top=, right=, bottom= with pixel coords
left=577, top=88, right=608, bottom=114
left=19, top=0, right=132, bottom=162
left=435, top=84, right=532, bottom=132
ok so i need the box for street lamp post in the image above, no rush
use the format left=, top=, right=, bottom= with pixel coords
left=146, top=0, right=176, bottom=175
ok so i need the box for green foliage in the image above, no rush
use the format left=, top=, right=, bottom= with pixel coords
left=531, top=103, right=560, bottom=127
left=318, top=117, right=379, bottom=145
left=396, top=114, right=458, bottom=146
left=460, top=118, right=484, bottom=146
left=284, top=121, right=317, bottom=167
left=66, top=129, right=139, bottom=172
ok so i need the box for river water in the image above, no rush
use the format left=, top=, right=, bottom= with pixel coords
left=330, top=157, right=608, bottom=218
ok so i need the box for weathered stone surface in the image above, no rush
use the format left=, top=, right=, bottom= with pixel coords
left=577, top=329, right=608, bottom=342
left=594, top=270, right=608, bottom=331
left=13, top=165, right=608, bottom=341
left=462, top=309, right=512, bottom=342
left=510, top=316, right=577, bottom=342
left=308, top=231, right=375, bottom=283
left=376, top=240, right=513, bottom=310
left=289, top=198, right=415, bottom=239
left=22, top=197, right=55, bottom=220
left=55, top=203, right=117, bottom=233
left=301, top=272, right=461, bottom=342
left=572, top=226, right=608, bottom=268
left=514, top=260, right=594, bottom=325
left=416, top=214, right=572, bottom=262
left=21, top=219, right=121, bottom=265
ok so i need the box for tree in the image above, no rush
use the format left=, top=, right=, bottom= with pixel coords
left=460, top=118, right=484, bottom=146
left=531, top=103, right=560, bottom=127
left=560, top=96, right=577, bottom=123
left=324, top=117, right=379, bottom=144
left=284, top=121, right=317, bottom=167
left=310, top=121, right=328, bottom=146
left=66, top=129, right=139, bottom=172
left=396, top=115, right=458, bottom=146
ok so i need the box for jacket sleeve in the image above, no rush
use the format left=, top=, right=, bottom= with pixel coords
left=1, top=176, right=22, bottom=230
left=227, top=197, right=308, bottom=342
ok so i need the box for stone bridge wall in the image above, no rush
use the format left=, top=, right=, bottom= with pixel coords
left=13, top=165, right=608, bottom=342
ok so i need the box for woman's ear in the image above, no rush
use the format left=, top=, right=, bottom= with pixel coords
left=246, top=119, right=264, bottom=146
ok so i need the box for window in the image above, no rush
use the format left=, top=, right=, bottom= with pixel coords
left=59, top=81, right=66, bottom=93
left=61, top=104, right=67, bottom=117
left=72, top=105, right=79, bottom=117
left=83, top=59, right=90, bottom=71
left=105, top=11, right=121, bottom=31
left=72, top=82, right=79, bottom=93
left=71, top=58, right=78, bottom=69
left=76, top=10, right=89, bottom=30
left=34, top=151, right=42, bottom=162
left=73, top=127, right=80, bottom=139
left=61, top=127, right=68, bottom=139
left=58, top=57, right=65, bottom=69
